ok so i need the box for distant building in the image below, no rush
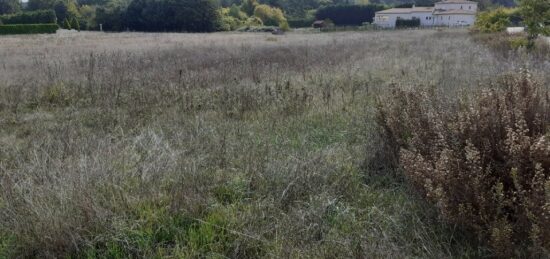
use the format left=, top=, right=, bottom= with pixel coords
left=374, top=0, right=478, bottom=28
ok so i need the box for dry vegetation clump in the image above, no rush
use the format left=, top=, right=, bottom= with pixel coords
left=377, top=70, right=550, bottom=257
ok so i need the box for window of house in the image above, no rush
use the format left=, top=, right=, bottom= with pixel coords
left=469, top=6, right=471, bottom=9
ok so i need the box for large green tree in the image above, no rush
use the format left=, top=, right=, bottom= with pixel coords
left=0, top=0, right=20, bottom=15
left=241, top=0, right=258, bottom=16
left=54, top=0, right=80, bottom=24
left=126, top=0, right=219, bottom=32
left=28, top=0, right=57, bottom=10
left=520, top=0, right=550, bottom=46
left=95, top=0, right=130, bottom=31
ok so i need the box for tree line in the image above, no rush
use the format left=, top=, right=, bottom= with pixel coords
left=0, top=0, right=386, bottom=32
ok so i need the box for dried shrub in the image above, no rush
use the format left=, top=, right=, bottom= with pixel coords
left=377, top=70, right=550, bottom=257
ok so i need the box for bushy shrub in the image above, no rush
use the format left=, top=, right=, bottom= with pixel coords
left=0, top=23, right=58, bottom=34
left=474, top=8, right=512, bottom=33
left=253, top=4, right=287, bottom=27
left=0, top=10, right=56, bottom=24
left=71, top=16, right=80, bottom=31
left=377, top=71, right=550, bottom=257
left=63, top=18, right=71, bottom=29
left=316, top=4, right=385, bottom=26
left=228, top=4, right=246, bottom=20
left=218, top=5, right=248, bottom=31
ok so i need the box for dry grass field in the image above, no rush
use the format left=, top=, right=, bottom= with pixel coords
left=0, top=29, right=548, bottom=258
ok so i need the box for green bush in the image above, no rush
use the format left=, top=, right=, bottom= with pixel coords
left=70, top=16, right=79, bottom=31
left=0, top=23, right=58, bottom=35
left=0, top=10, right=56, bottom=24
left=253, top=4, right=287, bottom=27
left=377, top=71, right=550, bottom=257
left=474, top=8, right=512, bottom=33
left=63, top=18, right=71, bottom=29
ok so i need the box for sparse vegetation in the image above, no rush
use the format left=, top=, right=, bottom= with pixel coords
left=0, top=29, right=548, bottom=257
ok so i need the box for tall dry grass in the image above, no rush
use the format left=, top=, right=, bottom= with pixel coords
left=0, top=29, right=548, bottom=257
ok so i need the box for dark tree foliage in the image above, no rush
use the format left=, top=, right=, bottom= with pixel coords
left=77, top=0, right=109, bottom=5
left=0, top=0, right=20, bottom=15
left=126, top=0, right=219, bottom=32
left=94, top=0, right=129, bottom=30
left=96, top=6, right=125, bottom=30
left=316, top=4, right=385, bottom=26
left=257, top=0, right=352, bottom=18
left=27, top=0, right=57, bottom=10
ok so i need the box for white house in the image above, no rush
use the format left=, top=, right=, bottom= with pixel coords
left=374, top=0, right=478, bottom=28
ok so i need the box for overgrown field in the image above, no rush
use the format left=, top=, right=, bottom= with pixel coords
left=0, top=30, right=548, bottom=258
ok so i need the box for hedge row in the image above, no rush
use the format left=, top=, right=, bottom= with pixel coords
left=396, top=18, right=421, bottom=28
left=0, top=24, right=59, bottom=35
left=0, top=10, right=57, bottom=25
left=287, top=18, right=315, bottom=28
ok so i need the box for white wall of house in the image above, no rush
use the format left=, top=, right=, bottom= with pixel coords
left=413, top=12, right=436, bottom=26
left=433, top=14, right=476, bottom=26
left=374, top=14, right=400, bottom=28
left=374, top=1, right=478, bottom=28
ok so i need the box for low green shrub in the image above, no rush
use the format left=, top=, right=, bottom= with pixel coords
left=41, top=83, right=71, bottom=106
left=509, top=36, right=529, bottom=48
left=473, top=8, right=513, bottom=33
left=0, top=23, right=58, bottom=35
left=0, top=10, right=57, bottom=25
left=71, top=17, right=80, bottom=31
left=377, top=71, right=550, bottom=257
left=63, top=18, right=71, bottom=30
